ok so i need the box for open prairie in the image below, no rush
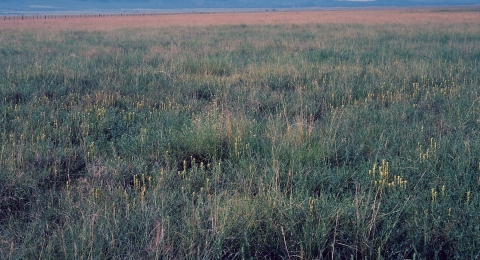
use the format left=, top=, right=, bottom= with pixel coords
left=1, top=7, right=480, bottom=259
left=2, top=8, right=480, bottom=31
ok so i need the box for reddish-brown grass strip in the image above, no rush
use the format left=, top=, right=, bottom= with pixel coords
left=1, top=8, right=480, bottom=31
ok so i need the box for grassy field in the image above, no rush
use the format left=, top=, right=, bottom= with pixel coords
left=1, top=9, right=480, bottom=259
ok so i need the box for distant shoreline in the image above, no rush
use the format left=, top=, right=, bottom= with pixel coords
left=1, top=4, right=479, bottom=16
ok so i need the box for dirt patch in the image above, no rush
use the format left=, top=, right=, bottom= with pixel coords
left=1, top=8, right=480, bottom=31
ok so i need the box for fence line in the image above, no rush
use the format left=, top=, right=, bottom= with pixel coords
left=2, top=11, right=216, bottom=21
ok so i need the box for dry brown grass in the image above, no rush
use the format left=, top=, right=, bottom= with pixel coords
left=1, top=8, right=480, bottom=31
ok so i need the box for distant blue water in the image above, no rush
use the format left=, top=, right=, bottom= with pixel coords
left=1, top=0, right=478, bottom=15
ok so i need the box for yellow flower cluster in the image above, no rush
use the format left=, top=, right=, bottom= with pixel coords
left=369, top=160, right=407, bottom=189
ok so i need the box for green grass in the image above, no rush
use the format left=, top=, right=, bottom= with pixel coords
left=1, top=22, right=480, bottom=259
